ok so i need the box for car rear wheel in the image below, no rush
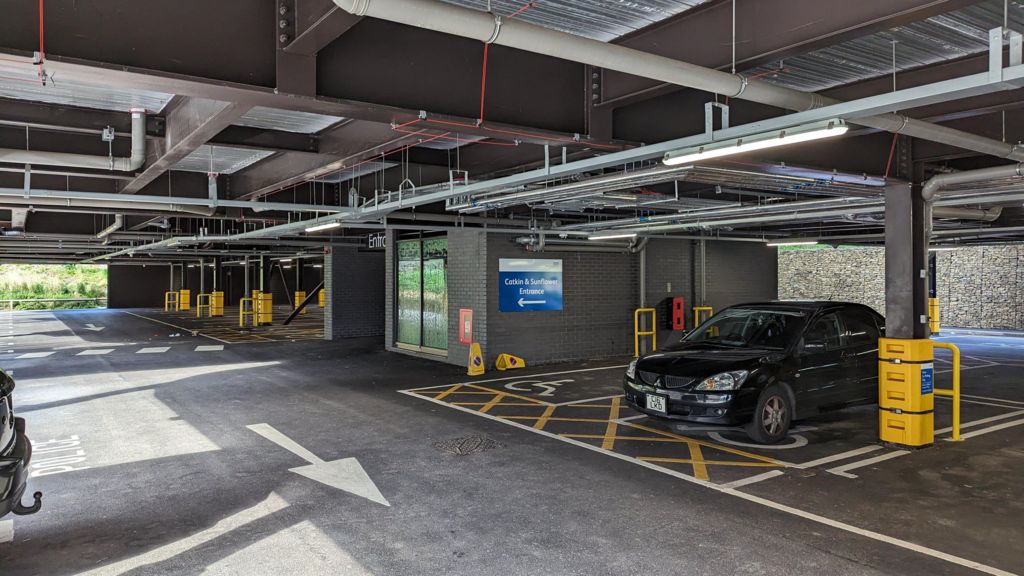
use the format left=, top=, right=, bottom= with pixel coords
left=745, top=386, right=792, bottom=444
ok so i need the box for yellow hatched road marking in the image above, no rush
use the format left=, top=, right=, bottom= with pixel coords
left=688, top=442, right=709, bottom=480
left=622, top=421, right=783, bottom=466
left=601, top=397, right=622, bottom=451
left=534, top=405, right=557, bottom=430
left=499, top=416, right=610, bottom=423
left=463, top=384, right=549, bottom=405
left=479, top=393, right=509, bottom=414
left=452, top=401, right=544, bottom=407
left=432, top=384, right=464, bottom=402
left=638, top=457, right=780, bottom=468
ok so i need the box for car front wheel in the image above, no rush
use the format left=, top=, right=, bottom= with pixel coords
left=745, top=386, right=793, bottom=444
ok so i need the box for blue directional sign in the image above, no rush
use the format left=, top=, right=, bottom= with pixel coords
left=498, top=259, right=563, bottom=312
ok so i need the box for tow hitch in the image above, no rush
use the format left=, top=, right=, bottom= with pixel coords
left=11, top=491, right=42, bottom=516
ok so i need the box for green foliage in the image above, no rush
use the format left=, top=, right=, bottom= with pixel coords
left=0, top=264, right=107, bottom=310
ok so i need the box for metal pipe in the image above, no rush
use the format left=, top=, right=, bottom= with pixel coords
left=0, top=109, right=147, bottom=171
left=332, top=0, right=1024, bottom=162
left=922, top=163, right=1024, bottom=200
left=932, top=206, right=1002, bottom=222
left=95, top=215, right=124, bottom=239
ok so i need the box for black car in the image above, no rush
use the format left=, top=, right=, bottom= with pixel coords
left=624, top=301, right=883, bottom=443
left=1, top=368, right=42, bottom=518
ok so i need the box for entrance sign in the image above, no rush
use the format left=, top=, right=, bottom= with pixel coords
left=499, top=259, right=563, bottom=312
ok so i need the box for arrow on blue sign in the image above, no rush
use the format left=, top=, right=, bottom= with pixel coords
left=518, top=298, right=546, bottom=307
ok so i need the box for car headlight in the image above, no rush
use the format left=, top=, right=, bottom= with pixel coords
left=626, top=359, right=637, bottom=379
left=694, top=370, right=748, bottom=391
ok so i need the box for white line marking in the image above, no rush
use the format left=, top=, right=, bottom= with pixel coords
left=77, top=348, right=114, bottom=356
left=401, top=390, right=1014, bottom=576
left=445, top=364, right=628, bottom=387
left=962, top=394, right=1024, bottom=407
left=195, top=345, right=224, bottom=352
left=121, top=311, right=230, bottom=344
left=247, top=423, right=323, bottom=464
left=936, top=409, right=1024, bottom=435
left=958, top=417, right=1024, bottom=440
left=720, top=470, right=785, bottom=489
left=789, top=445, right=885, bottom=469
left=15, top=351, right=54, bottom=359
left=136, top=347, right=171, bottom=354
left=826, top=451, right=912, bottom=479
left=0, top=520, right=12, bottom=544
left=935, top=396, right=1024, bottom=411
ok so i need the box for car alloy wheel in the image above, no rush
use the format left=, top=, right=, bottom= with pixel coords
left=762, top=396, right=787, bottom=436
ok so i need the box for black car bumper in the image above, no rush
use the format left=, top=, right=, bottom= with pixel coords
left=623, top=377, right=759, bottom=425
left=0, top=418, right=34, bottom=518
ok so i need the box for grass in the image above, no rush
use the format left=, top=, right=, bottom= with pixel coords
left=0, top=264, right=107, bottom=310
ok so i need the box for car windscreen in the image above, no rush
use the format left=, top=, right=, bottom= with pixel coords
left=682, top=308, right=807, bottom=350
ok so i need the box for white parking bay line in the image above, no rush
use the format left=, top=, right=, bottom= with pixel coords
left=958, top=417, right=1024, bottom=440
left=77, top=349, right=114, bottom=356
left=136, top=347, right=171, bottom=354
left=826, top=451, right=912, bottom=479
left=0, top=520, right=12, bottom=544
left=721, top=470, right=785, bottom=489
left=195, top=345, right=224, bottom=352
left=16, top=351, right=55, bottom=359
left=792, top=445, right=885, bottom=470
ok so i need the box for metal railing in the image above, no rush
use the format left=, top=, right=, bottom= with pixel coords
left=634, top=308, right=657, bottom=358
left=692, top=306, right=714, bottom=328
left=2, top=297, right=106, bottom=311
left=933, top=341, right=962, bottom=441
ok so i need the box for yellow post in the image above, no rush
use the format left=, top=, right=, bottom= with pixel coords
left=294, top=291, right=307, bottom=315
left=196, top=293, right=213, bottom=318
left=164, top=291, right=180, bottom=312
left=239, top=297, right=254, bottom=328
left=933, top=341, right=961, bottom=441
left=318, top=290, right=325, bottom=308
left=928, top=298, right=941, bottom=335
left=878, top=338, right=935, bottom=447
left=211, top=291, right=224, bottom=317
left=178, top=289, right=191, bottom=311
left=693, top=306, right=714, bottom=328
left=634, top=308, right=657, bottom=357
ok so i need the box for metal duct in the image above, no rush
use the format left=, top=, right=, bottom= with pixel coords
left=0, top=109, right=147, bottom=171
left=333, top=0, right=1024, bottom=162
left=0, top=195, right=215, bottom=216
left=922, top=163, right=1024, bottom=200
left=96, top=215, right=124, bottom=239
left=932, top=206, right=1002, bottom=222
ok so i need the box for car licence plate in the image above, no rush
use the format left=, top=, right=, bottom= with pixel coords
left=645, top=393, right=667, bottom=414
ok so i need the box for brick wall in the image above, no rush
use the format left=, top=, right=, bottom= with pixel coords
left=107, top=264, right=171, bottom=308
left=704, top=241, right=779, bottom=312
left=642, top=238, right=694, bottom=349
left=324, top=247, right=386, bottom=339
left=446, top=229, right=488, bottom=367
left=778, top=245, right=1024, bottom=330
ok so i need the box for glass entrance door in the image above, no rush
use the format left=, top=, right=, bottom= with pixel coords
left=395, top=236, right=448, bottom=353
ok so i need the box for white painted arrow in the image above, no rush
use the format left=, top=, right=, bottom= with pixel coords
left=517, top=298, right=546, bottom=307
left=247, top=423, right=390, bottom=507
left=83, top=323, right=105, bottom=332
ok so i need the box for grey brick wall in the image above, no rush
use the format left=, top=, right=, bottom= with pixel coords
left=703, top=240, right=779, bottom=312
left=446, top=229, right=488, bottom=366
left=779, top=245, right=1024, bottom=330
left=643, top=238, right=695, bottom=348
left=485, top=235, right=639, bottom=365
left=384, top=228, right=397, bottom=349
left=324, top=247, right=385, bottom=339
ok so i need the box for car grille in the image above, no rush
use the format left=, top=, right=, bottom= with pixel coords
left=637, top=371, right=694, bottom=389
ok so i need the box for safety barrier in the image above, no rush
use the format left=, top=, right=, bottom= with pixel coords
left=692, top=306, right=714, bottom=328
left=634, top=308, right=657, bottom=358
left=294, top=291, right=307, bottom=316
left=257, top=292, right=273, bottom=325
left=164, top=292, right=180, bottom=312
left=929, top=297, right=941, bottom=335
left=178, top=289, right=191, bottom=311
left=239, top=297, right=255, bottom=328
left=318, top=290, right=325, bottom=308
left=196, top=293, right=213, bottom=318
left=211, top=291, right=224, bottom=317
left=933, top=341, right=962, bottom=441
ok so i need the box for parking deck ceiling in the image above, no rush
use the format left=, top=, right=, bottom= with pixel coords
left=2, top=0, right=1024, bottom=260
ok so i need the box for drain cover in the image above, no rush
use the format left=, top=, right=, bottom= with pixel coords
left=433, top=435, right=503, bottom=456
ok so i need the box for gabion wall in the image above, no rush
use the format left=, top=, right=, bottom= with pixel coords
left=778, top=245, right=1024, bottom=331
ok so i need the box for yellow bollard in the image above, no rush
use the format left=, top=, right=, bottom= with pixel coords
left=257, top=292, right=273, bottom=325
left=318, top=290, right=325, bottom=308
left=211, top=291, right=224, bottom=317
left=878, top=338, right=935, bottom=447
left=164, top=291, right=180, bottom=312
left=178, top=289, right=191, bottom=311
left=294, top=291, right=307, bottom=315
left=928, top=298, right=941, bottom=335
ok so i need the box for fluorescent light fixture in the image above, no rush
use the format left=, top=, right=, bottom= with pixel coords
left=588, top=231, right=638, bottom=240
left=663, top=119, right=848, bottom=166
left=312, top=264, right=323, bottom=269
left=765, top=240, right=819, bottom=247
left=279, top=258, right=293, bottom=263
left=929, top=246, right=958, bottom=252
left=305, top=221, right=341, bottom=233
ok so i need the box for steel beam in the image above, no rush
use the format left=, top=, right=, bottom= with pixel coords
left=119, top=97, right=251, bottom=194
left=284, top=0, right=363, bottom=55
left=884, top=181, right=930, bottom=339
left=600, top=0, right=980, bottom=108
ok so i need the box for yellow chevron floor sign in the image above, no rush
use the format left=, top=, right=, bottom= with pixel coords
left=467, top=343, right=485, bottom=376
left=495, top=353, right=526, bottom=371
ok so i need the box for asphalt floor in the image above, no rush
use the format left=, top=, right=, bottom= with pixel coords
left=0, top=309, right=1021, bottom=575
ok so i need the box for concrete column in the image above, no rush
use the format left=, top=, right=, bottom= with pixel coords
left=884, top=182, right=930, bottom=339
left=213, top=257, right=222, bottom=291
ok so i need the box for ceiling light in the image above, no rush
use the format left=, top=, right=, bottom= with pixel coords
left=663, top=119, right=848, bottom=166
left=305, top=221, right=341, bottom=233
left=588, top=231, right=638, bottom=240
left=313, top=264, right=323, bottom=269
left=279, top=258, right=293, bottom=263
left=765, top=240, right=819, bottom=247
left=929, top=246, right=958, bottom=252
